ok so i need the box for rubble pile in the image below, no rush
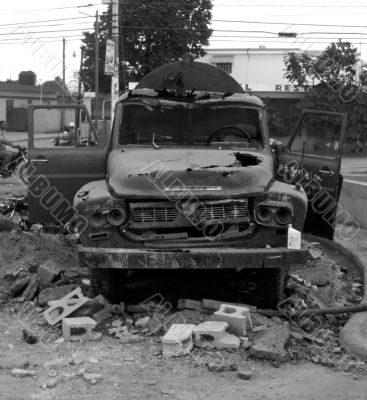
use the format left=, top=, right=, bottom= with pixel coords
left=0, top=230, right=365, bottom=387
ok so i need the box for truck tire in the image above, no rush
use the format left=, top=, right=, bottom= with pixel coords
left=90, top=268, right=127, bottom=303
left=236, top=268, right=286, bottom=309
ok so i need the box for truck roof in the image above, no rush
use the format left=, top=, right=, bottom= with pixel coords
left=136, top=59, right=245, bottom=94
left=120, top=89, right=264, bottom=108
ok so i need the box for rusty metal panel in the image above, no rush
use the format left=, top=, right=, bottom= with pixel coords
left=79, top=246, right=309, bottom=270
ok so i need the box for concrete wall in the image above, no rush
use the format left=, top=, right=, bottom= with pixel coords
left=339, top=180, right=367, bottom=229
left=198, top=49, right=293, bottom=91
left=0, top=99, right=5, bottom=120
left=34, top=109, right=75, bottom=133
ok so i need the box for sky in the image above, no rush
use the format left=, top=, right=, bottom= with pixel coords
left=1, top=0, right=367, bottom=83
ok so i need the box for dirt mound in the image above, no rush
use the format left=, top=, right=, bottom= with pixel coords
left=0, top=229, right=79, bottom=302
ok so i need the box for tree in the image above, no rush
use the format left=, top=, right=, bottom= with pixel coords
left=283, top=40, right=359, bottom=86
left=282, top=40, right=367, bottom=152
left=81, top=0, right=213, bottom=93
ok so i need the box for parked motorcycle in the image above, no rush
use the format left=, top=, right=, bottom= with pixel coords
left=0, top=145, right=27, bottom=178
left=0, top=196, right=30, bottom=230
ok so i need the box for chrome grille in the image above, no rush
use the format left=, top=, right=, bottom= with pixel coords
left=132, top=206, right=178, bottom=223
left=198, top=202, right=248, bottom=220
left=129, top=200, right=249, bottom=228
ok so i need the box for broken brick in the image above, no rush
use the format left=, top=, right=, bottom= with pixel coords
left=211, top=304, right=252, bottom=336
left=162, top=324, right=195, bottom=357
left=193, top=321, right=240, bottom=350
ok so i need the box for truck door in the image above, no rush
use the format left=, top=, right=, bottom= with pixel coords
left=26, top=105, right=107, bottom=226
left=276, top=110, right=347, bottom=239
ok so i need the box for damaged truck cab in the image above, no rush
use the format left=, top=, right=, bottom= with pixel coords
left=27, top=57, right=346, bottom=307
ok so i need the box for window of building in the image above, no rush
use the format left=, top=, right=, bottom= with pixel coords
left=216, top=63, right=232, bottom=74
left=27, top=100, right=32, bottom=105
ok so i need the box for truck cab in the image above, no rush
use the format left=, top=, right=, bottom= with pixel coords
left=26, top=57, right=347, bottom=307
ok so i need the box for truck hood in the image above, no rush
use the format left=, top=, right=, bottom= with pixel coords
left=107, top=147, right=274, bottom=199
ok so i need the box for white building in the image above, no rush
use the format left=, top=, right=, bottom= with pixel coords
left=197, top=47, right=309, bottom=98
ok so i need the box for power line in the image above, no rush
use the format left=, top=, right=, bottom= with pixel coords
left=211, top=19, right=367, bottom=28
left=214, top=3, right=367, bottom=7
left=0, top=3, right=98, bottom=15
left=0, top=16, right=93, bottom=29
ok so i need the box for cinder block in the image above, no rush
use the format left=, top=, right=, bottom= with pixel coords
left=211, top=304, right=252, bottom=336
left=162, top=324, right=196, bottom=357
left=43, top=287, right=88, bottom=326
left=193, top=321, right=240, bottom=349
left=62, top=317, right=102, bottom=341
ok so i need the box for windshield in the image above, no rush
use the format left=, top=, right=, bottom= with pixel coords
left=117, top=101, right=263, bottom=148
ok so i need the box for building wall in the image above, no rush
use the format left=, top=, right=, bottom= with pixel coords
left=198, top=49, right=297, bottom=92
left=33, top=109, right=75, bottom=133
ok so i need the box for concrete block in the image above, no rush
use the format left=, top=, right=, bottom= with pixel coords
left=211, top=304, right=252, bottom=336
left=62, top=317, right=102, bottom=341
left=193, top=321, right=240, bottom=349
left=162, top=324, right=195, bottom=357
left=43, top=287, right=88, bottom=326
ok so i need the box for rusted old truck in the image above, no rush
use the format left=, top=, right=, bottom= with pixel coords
left=27, top=57, right=346, bottom=307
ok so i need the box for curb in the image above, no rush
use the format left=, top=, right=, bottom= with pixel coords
left=314, top=235, right=367, bottom=361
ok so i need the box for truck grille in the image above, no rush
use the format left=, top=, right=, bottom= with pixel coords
left=129, top=200, right=249, bottom=229
left=198, top=202, right=248, bottom=220
left=132, top=206, right=178, bottom=223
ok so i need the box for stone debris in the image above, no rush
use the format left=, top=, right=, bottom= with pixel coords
left=237, top=369, right=253, bottom=380
left=211, top=303, right=252, bottom=336
left=37, top=260, right=62, bottom=289
left=135, top=316, right=151, bottom=329
left=177, top=298, right=204, bottom=311
left=45, top=377, right=58, bottom=388
left=22, top=275, right=38, bottom=301
left=162, top=324, right=195, bottom=357
left=93, top=307, right=113, bottom=324
left=38, top=284, right=79, bottom=307
left=83, top=372, right=103, bottom=385
left=94, top=294, right=112, bottom=308
left=43, top=359, right=68, bottom=370
left=252, top=325, right=267, bottom=333
left=108, top=326, right=128, bottom=335
left=11, top=368, right=35, bottom=377
left=111, top=319, right=123, bottom=328
left=249, top=323, right=290, bottom=362
left=193, top=321, right=240, bottom=350
left=9, top=277, right=31, bottom=297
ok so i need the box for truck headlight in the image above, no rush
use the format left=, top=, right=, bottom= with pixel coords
left=254, top=201, right=293, bottom=228
left=107, top=207, right=128, bottom=227
left=90, top=210, right=107, bottom=227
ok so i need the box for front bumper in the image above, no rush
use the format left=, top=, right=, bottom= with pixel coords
left=79, top=245, right=310, bottom=270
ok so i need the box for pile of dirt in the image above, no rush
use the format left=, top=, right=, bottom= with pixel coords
left=0, top=227, right=80, bottom=304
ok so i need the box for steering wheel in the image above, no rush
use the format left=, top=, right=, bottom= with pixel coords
left=207, top=125, right=252, bottom=145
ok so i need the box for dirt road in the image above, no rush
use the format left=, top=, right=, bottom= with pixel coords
left=1, top=307, right=367, bottom=400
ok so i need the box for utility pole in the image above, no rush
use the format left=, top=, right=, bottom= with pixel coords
left=78, top=46, right=84, bottom=103
left=62, top=38, right=65, bottom=85
left=95, top=11, right=99, bottom=127
left=111, top=0, right=119, bottom=123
